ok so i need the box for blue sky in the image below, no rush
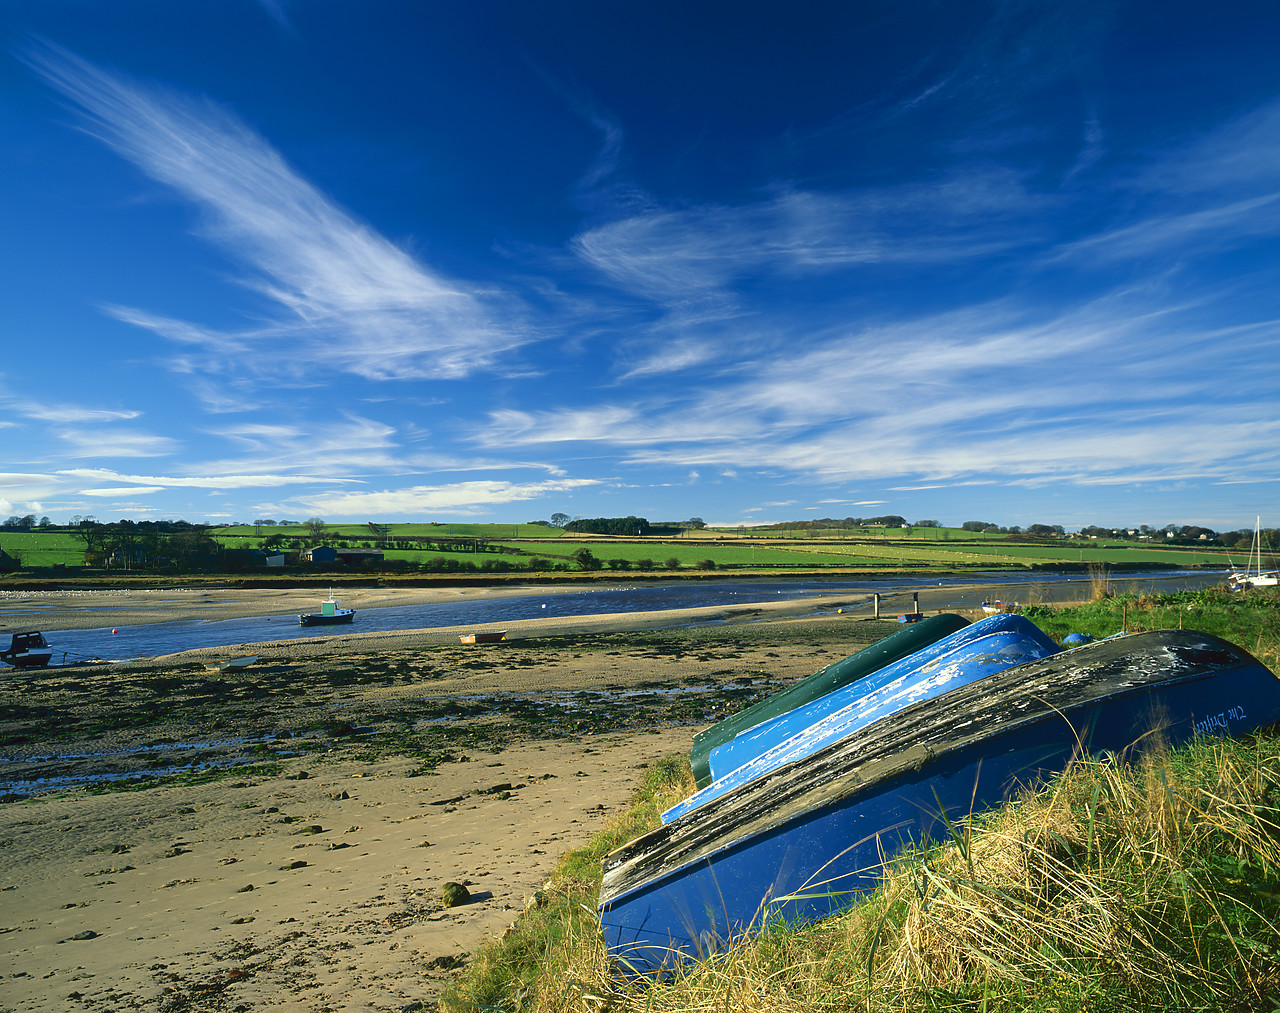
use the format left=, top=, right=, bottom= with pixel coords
left=2, top=1, right=1279, bottom=531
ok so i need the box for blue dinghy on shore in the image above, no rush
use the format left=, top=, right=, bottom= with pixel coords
left=668, top=614, right=1060, bottom=822
left=689, top=613, right=970, bottom=788
left=600, top=629, right=1280, bottom=975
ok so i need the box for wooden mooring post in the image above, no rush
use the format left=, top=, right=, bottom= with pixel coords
left=872, top=591, right=919, bottom=621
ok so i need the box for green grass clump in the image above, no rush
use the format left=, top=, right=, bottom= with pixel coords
left=1023, top=585, right=1280, bottom=670
left=441, top=735, right=1280, bottom=1013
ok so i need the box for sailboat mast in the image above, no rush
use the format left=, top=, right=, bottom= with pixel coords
left=1254, top=515, right=1262, bottom=577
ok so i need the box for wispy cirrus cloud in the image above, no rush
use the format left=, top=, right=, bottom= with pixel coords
left=571, top=170, right=1049, bottom=308
left=57, top=429, right=180, bottom=458
left=300, top=478, right=603, bottom=516
left=58, top=468, right=353, bottom=490
left=24, top=40, right=528, bottom=385
left=472, top=284, right=1280, bottom=492
left=0, top=473, right=58, bottom=489
left=81, top=486, right=165, bottom=496
left=3, top=398, right=141, bottom=423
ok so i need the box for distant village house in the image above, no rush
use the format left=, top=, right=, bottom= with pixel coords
left=303, top=546, right=384, bottom=565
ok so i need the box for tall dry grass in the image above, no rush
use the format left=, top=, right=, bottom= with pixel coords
left=447, top=735, right=1280, bottom=1013
left=1087, top=561, right=1115, bottom=602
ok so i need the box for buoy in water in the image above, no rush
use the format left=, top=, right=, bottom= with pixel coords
left=112, top=629, right=117, bottom=634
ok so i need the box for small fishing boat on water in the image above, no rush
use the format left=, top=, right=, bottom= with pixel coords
left=0, top=630, right=54, bottom=668
left=599, top=629, right=1280, bottom=975
left=299, top=596, right=355, bottom=626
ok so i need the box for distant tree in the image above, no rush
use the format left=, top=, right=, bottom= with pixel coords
left=607, top=558, right=631, bottom=570
left=305, top=517, right=327, bottom=540
left=565, top=516, right=651, bottom=536
left=914, top=519, right=940, bottom=527
left=686, top=517, right=706, bottom=529
left=664, top=557, right=681, bottom=570
left=69, top=518, right=110, bottom=564
left=635, top=558, right=655, bottom=570
left=572, top=548, right=602, bottom=570
left=696, top=558, right=716, bottom=569
left=167, top=528, right=221, bottom=569
left=962, top=520, right=996, bottom=532
left=550, top=512, right=570, bottom=528
left=38, top=516, right=51, bottom=528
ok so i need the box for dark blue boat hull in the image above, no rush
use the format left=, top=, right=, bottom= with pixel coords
left=599, top=630, right=1280, bottom=974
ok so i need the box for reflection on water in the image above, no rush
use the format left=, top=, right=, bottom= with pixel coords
left=40, top=571, right=1225, bottom=663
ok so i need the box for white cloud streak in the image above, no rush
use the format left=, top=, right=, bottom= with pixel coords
left=571, top=172, right=1049, bottom=309
left=58, top=468, right=352, bottom=490
left=471, top=285, right=1280, bottom=492
left=57, top=429, right=181, bottom=458
left=300, top=478, right=602, bottom=517
left=25, top=40, right=528, bottom=384
left=81, top=486, right=165, bottom=496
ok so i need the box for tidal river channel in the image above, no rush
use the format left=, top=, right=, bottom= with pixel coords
left=12, top=570, right=1226, bottom=664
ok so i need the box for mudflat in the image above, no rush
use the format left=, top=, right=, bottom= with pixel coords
left=0, top=588, right=931, bottom=1012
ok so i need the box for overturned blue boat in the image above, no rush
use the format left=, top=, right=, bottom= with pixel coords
left=669, top=614, right=1060, bottom=821
left=599, top=630, right=1280, bottom=975
left=689, top=613, right=970, bottom=788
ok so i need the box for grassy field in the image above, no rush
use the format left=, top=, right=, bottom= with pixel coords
left=1, top=522, right=1244, bottom=576
left=0, top=530, right=84, bottom=568
left=443, top=587, right=1280, bottom=1013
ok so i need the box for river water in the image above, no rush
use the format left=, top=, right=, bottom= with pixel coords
left=29, top=570, right=1226, bottom=664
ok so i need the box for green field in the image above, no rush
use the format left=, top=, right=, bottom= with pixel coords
left=0, top=522, right=1242, bottom=576
left=0, top=531, right=86, bottom=568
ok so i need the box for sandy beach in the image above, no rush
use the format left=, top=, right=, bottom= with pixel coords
left=0, top=584, right=955, bottom=1012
